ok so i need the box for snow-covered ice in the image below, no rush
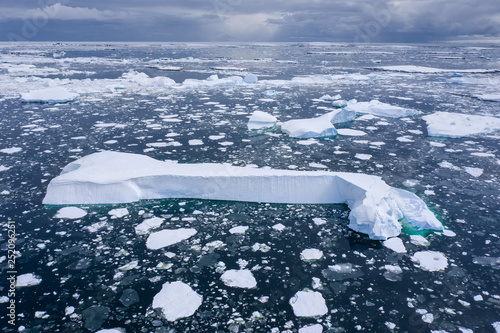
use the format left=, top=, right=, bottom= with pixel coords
left=411, top=251, right=448, bottom=272
left=135, top=217, right=164, bottom=235
left=289, top=290, right=328, bottom=317
left=16, top=273, right=42, bottom=287
left=43, top=151, right=443, bottom=240
left=299, top=324, right=323, bottom=333
left=247, top=111, right=277, bottom=130
left=220, top=269, right=257, bottom=289
left=346, top=100, right=419, bottom=118
left=423, top=112, right=500, bottom=138
left=146, top=228, right=197, bottom=250
left=382, top=237, right=407, bottom=253
left=152, top=281, right=203, bottom=321
left=54, top=207, right=87, bottom=219
left=20, top=87, right=79, bottom=103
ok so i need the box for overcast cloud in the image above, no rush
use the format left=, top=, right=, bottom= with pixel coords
left=0, top=0, right=499, bottom=42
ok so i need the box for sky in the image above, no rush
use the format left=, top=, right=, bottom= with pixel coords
left=0, top=0, right=499, bottom=43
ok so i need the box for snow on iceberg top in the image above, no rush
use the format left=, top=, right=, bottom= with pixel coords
left=43, top=151, right=443, bottom=240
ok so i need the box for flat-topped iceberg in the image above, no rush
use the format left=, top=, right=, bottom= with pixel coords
left=346, top=100, right=418, bottom=118
left=247, top=111, right=277, bottom=130
left=20, top=86, right=79, bottom=103
left=43, top=151, right=442, bottom=240
left=281, top=108, right=355, bottom=139
left=423, top=111, right=500, bottom=138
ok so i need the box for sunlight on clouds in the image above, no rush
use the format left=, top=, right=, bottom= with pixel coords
left=223, top=14, right=279, bottom=40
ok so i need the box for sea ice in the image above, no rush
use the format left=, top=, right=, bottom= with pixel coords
left=108, top=208, right=129, bottom=218
left=289, top=290, right=328, bottom=317
left=135, top=217, right=165, bottom=235
left=474, top=94, right=500, bottom=102
left=382, top=237, right=407, bottom=253
left=220, top=269, right=257, bottom=289
left=300, top=249, right=324, bottom=261
left=152, top=281, right=202, bottom=321
left=411, top=251, right=448, bottom=272
left=492, top=322, right=500, bottom=333
left=281, top=108, right=355, bottom=139
left=20, top=87, right=79, bottom=103
left=229, top=226, right=249, bottom=234
left=54, top=207, right=87, bottom=219
left=423, top=112, right=500, bottom=138
left=146, top=228, right=197, bottom=250
left=16, top=273, right=42, bottom=287
left=463, top=166, right=483, bottom=177
left=337, top=129, right=366, bottom=136
left=43, top=151, right=443, bottom=240
left=243, top=74, right=258, bottom=83
left=95, top=329, right=125, bottom=333
left=299, top=324, right=323, bottom=333
left=247, top=111, right=277, bottom=130
left=0, top=147, right=22, bottom=154
left=346, top=100, right=419, bottom=118
left=368, top=65, right=499, bottom=74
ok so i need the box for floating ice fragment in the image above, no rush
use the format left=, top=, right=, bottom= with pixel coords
left=108, top=208, right=129, bottom=218
left=152, top=281, right=202, bottom=321
left=16, top=273, right=42, bottom=287
left=312, top=218, right=327, bottom=226
left=55, top=207, right=87, bottom=219
left=423, top=112, right=500, bottom=138
left=337, top=129, right=366, bottom=136
left=95, top=329, right=125, bottom=333
left=411, top=251, right=448, bottom=272
left=188, top=139, right=204, bottom=146
left=410, top=235, right=430, bottom=246
left=243, top=74, right=258, bottom=83
left=355, top=153, right=372, bottom=160
left=135, top=217, right=164, bottom=235
left=229, top=226, right=249, bottom=234
left=272, top=223, right=286, bottom=231
left=492, top=322, right=500, bottom=333
left=146, top=228, right=197, bottom=250
left=463, top=166, right=483, bottom=177
left=300, top=249, right=324, bottom=261
left=247, top=111, right=277, bottom=130
left=382, top=237, right=406, bottom=253
left=20, top=87, right=79, bottom=103
left=221, top=269, right=257, bottom=289
left=299, top=324, right=323, bottom=333
left=289, top=290, right=328, bottom=317
left=281, top=108, right=355, bottom=139
left=0, top=147, right=22, bottom=154
left=346, top=100, right=419, bottom=118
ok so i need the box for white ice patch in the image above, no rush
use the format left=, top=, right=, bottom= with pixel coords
left=229, top=226, right=249, bottom=234
left=300, top=249, right=324, bottom=261
left=0, top=165, right=11, bottom=172
left=289, top=290, right=328, bottom=317
left=0, top=147, right=22, bottom=154
left=463, top=167, right=483, bottom=177
left=411, top=251, right=448, bottom=272
left=220, top=269, right=257, bottom=289
left=146, top=228, right=197, bottom=250
left=135, top=217, right=165, bottom=235
left=281, top=108, right=355, bottom=139
left=492, top=322, right=500, bottom=333
left=20, top=87, right=79, bottom=103
left=108, top=208, right=129, bottom=218
left=355, top=153, right=372, bottom=160
left=346, top=100, right=419, bottom=118
left=247, top=111, right=277, bottom=130
left=382, top=237, right=407, bottom=253
left=312, top=218, right=327, bottom=226
left=423, top=112, right=500, bottom=138
left=95, top=329, right=125, bottom=333
left=16, top=273, right=42, bottom=287
left=54, top=207, right=87, bottom=219
left=188, top=139, right=204, bottom=146
left=299, top=324, right=323, bottom=333
left=152, top=281, right=202, bottom=321
left=43, top=151, right=443, bottom=240
left=337, top=129, right=367, bottom=136
left=410, top=235, right=430, bottom=246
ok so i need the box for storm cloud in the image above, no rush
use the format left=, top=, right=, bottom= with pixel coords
left=1, top=0, right=499, bottom=42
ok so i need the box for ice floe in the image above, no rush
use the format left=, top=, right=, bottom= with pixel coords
left=247, top=111, right=277, bottom=130
left=300, top=249, right=324, bottom=261
left=152, top=281, right=203, bottom=321
left=281, top=108, right=355, bottom=139
left=382, top=237, right=407, bottom=253
left=95, top=329, right=125, bottom=333
left=368, top=65, right=500, bottom=74
left=229, top=226, right=249, bottom=234
left=135, top=217, right=164, bottom=235
left=146, top=228, right=197, bottom=250
left=16, top=273, right=42, bottom=287
left=0, top=147, right=22, bottom=154
left=411, top=251, right=448, bottom=272
left=20, top=87, right=79, bottom=103
left=299, top=324, right=323, bottom=333
left=423, top=112, right=500, bottom=138
left=289, top=290, right=328, bottom=317
left=346, top=100, right=419, bottom=118
left=108, top=208, right=129, bottom=218
left=54, top=207, right=87, bottom=219
left=43, top=151, right=443, bottom=240
left=220, top=269, right=257, bottom=289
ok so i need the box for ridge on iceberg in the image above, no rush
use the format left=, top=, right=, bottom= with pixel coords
left=346, top=100, right=419, bottom=118
left=247, top=111, right=277, bottom=130
left=20, top=87, right=79, bottom=103
left=281, top=108, right=356, bottom=139
left=43, top=151, right=443, bottom=240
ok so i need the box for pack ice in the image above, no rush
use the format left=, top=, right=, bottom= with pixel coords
left=43, top=151, right=443, bottom=240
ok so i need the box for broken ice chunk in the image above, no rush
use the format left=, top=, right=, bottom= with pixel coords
left=146, top=228, right=197, bottom=250
left=289, top=290, right=328, bottom=317
left=247, top=111, right=277, bottom=130
left=20, top=87, right=79, bottom=103
left=220, top=269, right=257, bottom=289
left=152, top=281, right=202, bottom=321
left=55, top=207, right=87, bottom=219
left=411, top=251, right=448, bottom=272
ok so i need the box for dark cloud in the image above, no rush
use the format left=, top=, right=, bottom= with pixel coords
left=0, top=0, right=499, bottom=42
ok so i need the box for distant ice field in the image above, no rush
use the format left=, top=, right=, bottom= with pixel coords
left=0, top=42, right=499, bottom=332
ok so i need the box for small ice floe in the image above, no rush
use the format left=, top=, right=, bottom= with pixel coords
left=243, top=74, right=258, bottom=83
left=118, top=260, right=139, bottom=271
left=95, top=329, right=125, bottom=333
left=220, top=269, right=257, bottom=289
left=54, top=207, right=87, bottom=219
left=289, top=290, right=328, bottom=317
left=261, top=90, right=277, bottom=97
left=300, top=249, right=324, bottom=261
left=247, top=111, right=277, bottom=130
left=272, top=223, right=286, bottom=231
left=229, top=226, right=249, bottom=234
left=0, top=165, right=11, bottom=172
left=252, top=243, right=271, bottom=252
left=281, top=108, right=355, bottom=139
left=337, top=129, right=366, bottom=136
left=346, top=100, right=419, bottom=118
left=84, top=221, right=107, bottom=233
left=355, top=153, right=372, bottom=161
left=492, top=322, right=500, bottom=333
left=382, top=237, right=407, bottom=253
left=463, top=166, right=483, bottom=178
left=16, top=273, right=42, bottom=287
left=312, top=218, right=327, bottom=226
left=135, top=217, right=165, bottom=235
left=382, top=265, right=403, bottom=282
left=410, top=235, right=430, bottom=246
left=108, top=208, right=129, bottom=218
left=332, top=100, right=348, bottom=108
left=20, top=87, right=79, bottom=103
left=188, top=139, right=204, bottom=146
left=473, top=94, right=500, bottom=102
left=0, top=147, right=22, bottom=154
left=423, top=112, right=500, bottom=138
left=299, top=324, right=323, bottom=333
left=152, top=281, right=203, bottom=321
left=146, top=228, right=197, bottom=250
left=411, top=251, right=448, bottom=272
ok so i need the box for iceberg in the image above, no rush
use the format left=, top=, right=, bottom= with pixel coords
left=346, top=100, right=419, bottom=118
left=20, top=87, right=79, bottom=103
left=247, top=111, right=277, bottom=130
left=43, top=151, right=443, bottom=240
left=281, top=108, right=355, bottom=139
left=422, top=111, right=500, bottom=138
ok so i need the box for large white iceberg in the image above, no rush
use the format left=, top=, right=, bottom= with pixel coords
left=20, top=87, right=79, bottom=103
left=43, top=151, right=443, bottom=240
left=346, top=100, right=418, bottom=118
left=423, top=111, right=500, bottom=138
left=281, top=108, right=356, bottom=139
left=247, top=111, right=277, bottom=130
